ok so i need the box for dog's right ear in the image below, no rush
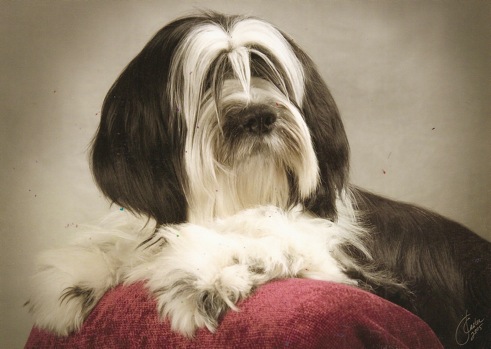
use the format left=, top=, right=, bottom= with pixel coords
left=91, top=17, right=203, bottom=225
left=283, top=38, right=350, bottom=220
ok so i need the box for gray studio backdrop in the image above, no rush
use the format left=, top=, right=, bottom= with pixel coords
left=1, top=1, right=490, bottom=348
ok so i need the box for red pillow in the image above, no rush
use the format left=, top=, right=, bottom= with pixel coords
left=25, top=279, right=442, bottom=348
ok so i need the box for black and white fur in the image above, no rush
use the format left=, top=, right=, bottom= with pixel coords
left=26, top=12, right=490, bottom=348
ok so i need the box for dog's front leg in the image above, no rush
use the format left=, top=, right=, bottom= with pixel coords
left=26, top=229, right=140, bottom=335
left=127, top=223, right=262, bottom=337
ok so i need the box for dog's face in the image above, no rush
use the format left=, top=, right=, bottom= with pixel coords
left=91, top=12, right=350, bottom=225
left=189, top=76, right=319, bottom=221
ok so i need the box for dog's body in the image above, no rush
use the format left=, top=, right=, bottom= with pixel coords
left=27, top=12, right=490, bottom=348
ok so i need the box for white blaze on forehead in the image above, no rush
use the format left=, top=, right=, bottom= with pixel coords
left=170, top=18, right=305, bottom=128
left=227, top=47, right=251, bottom=99
left=229, top=19, right=305, bottom=103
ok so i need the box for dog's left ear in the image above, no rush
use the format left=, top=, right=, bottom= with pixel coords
left=290, top=41, right=350, bottom=219
left=90, top=18, right=200, bottom=225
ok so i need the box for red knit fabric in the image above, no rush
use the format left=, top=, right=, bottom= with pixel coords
left=25, top=279, right=443, bottom=348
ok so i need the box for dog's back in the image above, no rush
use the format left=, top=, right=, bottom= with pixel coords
left=350, top=187, right=491, bottom=348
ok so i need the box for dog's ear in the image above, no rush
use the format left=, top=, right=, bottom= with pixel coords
left=91, top=18, right=201, bottom=225
left=290, top=43, right=350, bottom=219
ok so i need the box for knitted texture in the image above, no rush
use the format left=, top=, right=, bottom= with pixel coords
left=25, top=279, right=443, bottom=349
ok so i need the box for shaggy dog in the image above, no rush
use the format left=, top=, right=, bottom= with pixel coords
left=27, top=12, right=490, bottom=348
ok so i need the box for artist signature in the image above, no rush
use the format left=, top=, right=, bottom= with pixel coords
left=455, top=310, right=485, bottom=346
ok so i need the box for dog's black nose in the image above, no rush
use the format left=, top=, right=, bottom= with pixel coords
left=242, top=110, right=277, bottom=135
left=224, top=104, right=279, bottom=138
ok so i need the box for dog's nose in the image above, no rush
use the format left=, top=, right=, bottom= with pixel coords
left=242, top=111, right=277, bottom=135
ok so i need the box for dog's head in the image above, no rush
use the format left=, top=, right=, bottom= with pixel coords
left=91, top=12, right=350, bottom=225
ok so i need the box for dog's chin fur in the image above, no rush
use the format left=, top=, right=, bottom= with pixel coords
left=26, top=11, right=491, bottom=348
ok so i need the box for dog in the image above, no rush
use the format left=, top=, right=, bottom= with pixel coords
left=26, top=11, right=490, bottom=348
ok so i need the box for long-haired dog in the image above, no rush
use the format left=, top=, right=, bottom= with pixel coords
left=26, top=12, right=490, bottom=348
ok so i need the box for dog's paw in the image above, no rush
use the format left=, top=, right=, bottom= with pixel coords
left=147, top=263, right=256, bottom=337
left=26, top=247, right=118, bottom=335
left=26, top=284, right=100, bottom=336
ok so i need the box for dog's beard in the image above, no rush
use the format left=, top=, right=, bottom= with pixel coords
left=185, top=78, right=319, bottom=223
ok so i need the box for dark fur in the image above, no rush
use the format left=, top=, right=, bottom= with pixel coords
left=91, top=12, right=491, bottom=348
left=60, top=286, right=96, bottom=311
left=351, top=189, right=491, bottom=348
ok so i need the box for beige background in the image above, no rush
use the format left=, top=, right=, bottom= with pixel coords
left=1, top=1, right=490, bottom=347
